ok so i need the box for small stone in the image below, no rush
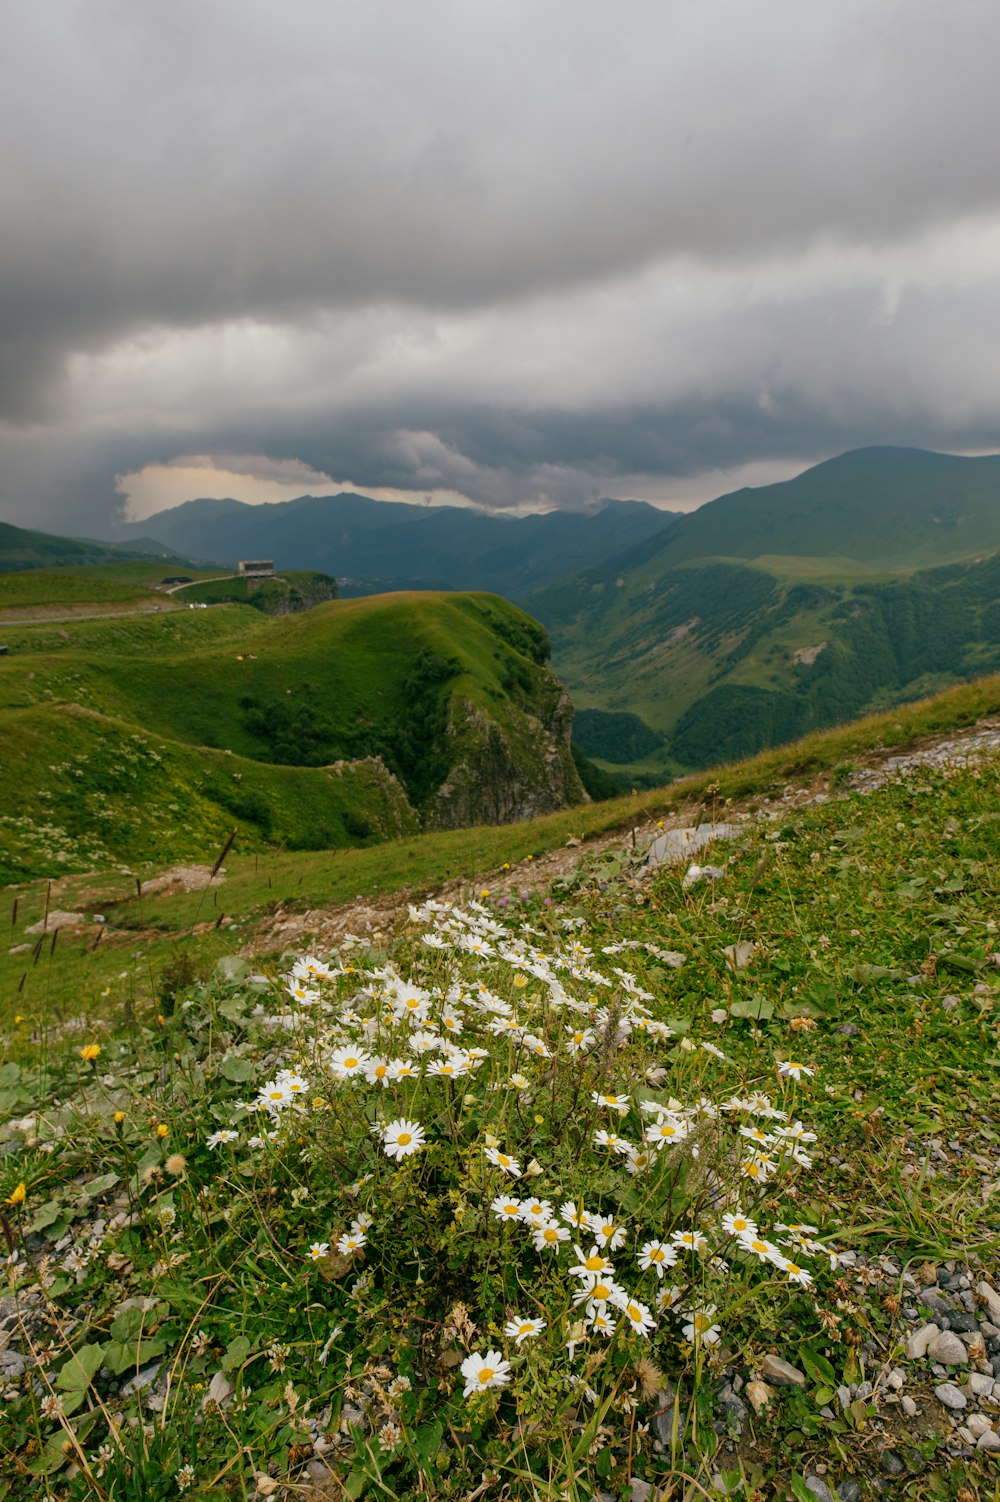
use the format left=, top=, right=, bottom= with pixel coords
left=901, top=1395, right=918, bottom=1417
left=120, top=1362, right=164, bottom=1396
left=650, top=1389, right=677, bottom=1446
left=855, top=1380, right=873, bottom=1400
left=958, top=1426, right=975, bottom=1446
left=977, top=1282, right=1000, bottom=1323
left=760, top=1354, right=807, bottom=1387
left=905, top=1323, right=939, bottom=1359
left=836, top=1482, right=861, bottom=1502
left=630, top=1480, right=653, bottom=1502
left=970, top=1373, right=994, bottom=1395
left=887, top=1368, right=905, bottom=1390
left=803, top=1478, right=833, bottom=1502
left=979, top=1429, right=1000, bottom=1452
left=834, top=1024, right=860, bottom=1037
left=927, top=1330, right=969, bottom=1365
left=916, top=1262, right=939, bottom=1286
left=935, top=1382, right=967, bottom=1411
left=967, top=1414, right=992, bottom=1439
left=837, top=1385, right=852, bottom=1411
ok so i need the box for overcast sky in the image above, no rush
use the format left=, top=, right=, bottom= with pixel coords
left=3, top=0, right=1000, bottom=535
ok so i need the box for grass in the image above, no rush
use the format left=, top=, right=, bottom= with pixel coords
left=0, top=591, right=578, bottom=884
left=5, top=670, right=1000, bottom=1042
left=2, top=703, right=1000, bottom=1498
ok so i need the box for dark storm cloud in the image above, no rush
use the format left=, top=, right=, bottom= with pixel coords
left=2, top=0, right=1000, bottom=529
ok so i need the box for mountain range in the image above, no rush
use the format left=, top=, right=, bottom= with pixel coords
left=117, top=493, right=673, bottom=599
left=529, top=447, right=1000, bottom=776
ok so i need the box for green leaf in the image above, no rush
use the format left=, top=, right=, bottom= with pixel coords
left=847, top=963, right=904, bottom=985
left=412, top=1420, right=443, bottom=1462
left=789, top=1475, right=817, bottom=1502
left=102, top=1336, right=168, bottom=1375
left=798, top=1345, right=836, bottom=1386
left=731, top=994, right=774, bottom=1020
left=222, top=1335, right=252, bottom=1372
left=28, top=1200, right=64, bottom=1233
left=0, top=1063, right=21, bottom=1086
left=56, top=1342, right=104, bottom=1392
left=214, top=956, right=248, bottom=986
left=219, top=1055, right=255, bottom=1082
left=82, top=1172, right=119, bottom=1198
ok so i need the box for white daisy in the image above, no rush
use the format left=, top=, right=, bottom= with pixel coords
left=504, top=1316, right=546, bottom=1347
left=382, top=1119, right=426, bottom=1160
left=459, top=1350, right=511, bottom=1398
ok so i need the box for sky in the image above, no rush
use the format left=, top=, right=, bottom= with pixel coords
left=3, top=0, right=1000, bottom=536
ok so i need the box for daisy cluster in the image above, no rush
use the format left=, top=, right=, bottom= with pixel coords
left=209, top=900, right=835, bottom=1392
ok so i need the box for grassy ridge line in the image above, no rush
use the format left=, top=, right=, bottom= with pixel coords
left=4, top=669, right=1000, bottom=1037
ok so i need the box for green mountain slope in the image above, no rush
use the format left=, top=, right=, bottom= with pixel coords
left=0, top=592, right=585, bottom=883
left=0, top=520, right=194, bottom=573
left=600, top=446, right=1000, bottom=574
left=118, top=493, right=674, bottom=598
left=531, top=448, right=1000, bottom=776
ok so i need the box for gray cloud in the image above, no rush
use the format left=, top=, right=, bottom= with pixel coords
left=2, top=0, right=1000, bottom=531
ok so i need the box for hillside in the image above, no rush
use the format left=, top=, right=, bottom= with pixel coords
left=598, top=446, right=1000, bottom=573
left=2, top=681, right=1000, bottom=1499
left=0, top=591, right=585, bottom=885
left=532, top=448, right=1000, bottom=777
left=117, top=492, right=674, bottom=599
left=0, top=519, right=194, bottom=572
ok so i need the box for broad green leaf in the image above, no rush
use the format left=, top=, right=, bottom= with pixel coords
left=82, top=1172, right=119, bottom=1198
left=731, top=995, right=774, bottom=1020
left=798, top=1345, right=837, bottom=1385
left=219, top=1055, right=255, bottom=1082
left=57, top=1342, right=104, bottom=1392
left=222, top=1335, right=252, bottom=1372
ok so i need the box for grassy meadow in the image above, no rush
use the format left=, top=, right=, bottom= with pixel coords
left=1, top=689, right=1000, bottom=1499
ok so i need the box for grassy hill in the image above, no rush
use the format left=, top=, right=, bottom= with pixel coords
left=603, top=446, right=1000, bottom=573
left=118, top=492, right=674, bottom=599
left=0, top=591, right=584, bottom=884
left=1, top=672, right=1000, bottom=1498
left=531, top=448, right=1000, bottom=778
left=0, top=519, right=197, bottom=573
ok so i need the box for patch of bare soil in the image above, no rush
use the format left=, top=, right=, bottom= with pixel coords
left=139, top=864, right=227, bottom=897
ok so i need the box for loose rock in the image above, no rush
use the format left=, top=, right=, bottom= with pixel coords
left=934, top=1382, right=967, bottom=1411
left=760, top=1354, right=807, bottom=1387
left=927, top=1330, right=969, bottom=1365
left=905, top=1323, right=939, bottom=1359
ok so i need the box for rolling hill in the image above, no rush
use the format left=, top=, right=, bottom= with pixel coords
left=531, top=447, right=1000, bottom=777
left=0, top=520, right=194, bottom=573
left=0, top=591, right=585, bottom=885
left=117, top=492, right=674, bottom=599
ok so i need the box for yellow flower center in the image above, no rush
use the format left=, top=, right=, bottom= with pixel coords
left=543, top=1228, right=558, bottom=1243
left=344, top=1058, right=358, bottom=1069
left=478, top=1367, right=494, bottom=1384
left=374, top=1066, right=387, bottom=1078
left=627, top=1304, right=641, bottom=1321
left=750, top=1240, right=767, bottom=1253
left=649, top=1247, right=664, bottom=1262
left=585, top=1254, right=605, bottom=1272
left=519, top=1323, right=533, bottom=1336
left=593, top=1282, right=611, bottom=1300
left=695, top=1314, right=710, bottom=1332
left=440, top=1065, right=454, bottom=1075
left=497, top=1154, right=510, bottom=1167
left=398, top=1132, right=411, bottom=1146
